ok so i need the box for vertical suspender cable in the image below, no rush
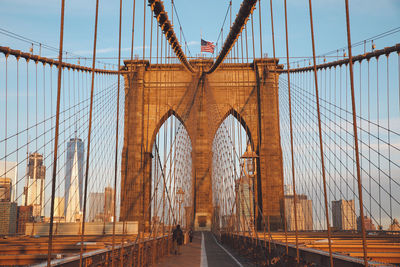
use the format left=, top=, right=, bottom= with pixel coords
left=145, top=5, right=153, bottom=239
left=141, top=0, right=149, bottom=242
left=16, top=59, right=19, bottom=209
left=112, top=0, right=123, bottom=265
left=140, top=3, right=147, bottom=218
left=230, top=1, right=232, bottom=62
left=124, top=2, right=136, bottom=252
left=269, top=0, right=288, bottom=255
left=149, top=7, right=153, bottom=64
left=344, top=1, right=368, bottom=265
left=245, top=24, right=249, bottom=64
left=240, top=31, right=244, bottom=64
left=367, top=59, right=372, bottom=217
left=386, top=55, right=392, bottom=220
left=251, top=13, right=255, bottom=65
left=131, top=0, right=137, bottom=63
left=307, top=0, right=333, bottom=266
left=283, top=0, right=299, bottom=263
left=79, top=0, right=99, bottom=265
left=258, top=0, right=263, bottom=59
left=25, top=60, right=29, bottom=207
left=47, top=0, right=65, bottom=266
left=377, top=58, right=382, bottom=226
left=4, top=56, right=7, bottom=204
left=143, top=0, right=146, bottom=61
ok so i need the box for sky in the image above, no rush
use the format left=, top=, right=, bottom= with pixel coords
left=0, top=0, right=399, bottom=67
left=0, top=0, right=399, bottom=227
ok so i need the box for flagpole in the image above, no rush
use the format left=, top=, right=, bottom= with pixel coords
left=200, top=28, right=202, bottom=58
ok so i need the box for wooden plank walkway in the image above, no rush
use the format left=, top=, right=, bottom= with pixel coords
left=156, top=232, right=254, bottom=267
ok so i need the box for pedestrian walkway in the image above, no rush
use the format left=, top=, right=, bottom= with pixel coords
left=156, top=232, right=254, bottom=267
left=155, top=233, right=201, bottom=267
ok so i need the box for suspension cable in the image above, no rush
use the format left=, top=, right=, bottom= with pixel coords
left=46, top=0, right=65, bottom=266
left=111, top=0, right=123, bottom=265
left=148, top=0, right=195, bottom=72
left=344, top=0, right=368, bottom=265
left=206, top=0, right=257, bottom=74
left=268, top=0, right=288, bottom=256
left=284, top=43, right=400, bottom=73
left=79, top=0, right=100, bottom=264
left=307, top=0, right=333, bottom=265
left=283, top=0, right=300, bottom=262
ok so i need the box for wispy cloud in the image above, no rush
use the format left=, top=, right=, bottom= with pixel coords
left=186, top=41, right=199, bottom=46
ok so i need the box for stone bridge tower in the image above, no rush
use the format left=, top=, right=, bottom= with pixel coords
left=120, top=59, right=284, bottom=231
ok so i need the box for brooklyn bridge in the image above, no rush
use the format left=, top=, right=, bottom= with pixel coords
left=0, top=0, right=399, bottom=266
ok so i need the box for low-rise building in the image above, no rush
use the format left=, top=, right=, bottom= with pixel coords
left=0, top=202, right=17, bottom=235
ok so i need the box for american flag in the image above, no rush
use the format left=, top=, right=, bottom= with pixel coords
left=201, top=39, right=215, bottom=53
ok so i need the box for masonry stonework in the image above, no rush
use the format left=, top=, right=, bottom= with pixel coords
left=121, top=59, right=284, bottom=231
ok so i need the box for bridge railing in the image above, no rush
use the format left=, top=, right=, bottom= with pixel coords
left=220, top=232, right=391, bottom=266
left=34, top=234, right=172, bottom=267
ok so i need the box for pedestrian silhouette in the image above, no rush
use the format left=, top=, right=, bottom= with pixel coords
left=172, top=224, right=184, bottom=254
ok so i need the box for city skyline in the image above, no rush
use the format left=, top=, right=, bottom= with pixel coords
left=0, top=140, right=119, bottom=222
left=0, top=0, right=398, bottom=234
left=0, top=0, right=398, bottom=264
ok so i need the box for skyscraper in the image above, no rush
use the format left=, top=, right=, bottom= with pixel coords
left=53, top=197, right=65, bottom=221
left=0, top=202, right=17, bottom=235
left=24, top=153, right=46, bottom=217
left=0, top=161, right=17, bottom=202
left=17, top=206, right=33, bottom=234
left=284, top=194, right=313, bottom=231
left=235, top=176, right=254, bottom=232
left=332, top=199, right=356, bottom=230
left=104, top=187, right=115, bottom=222
left=65, top=138, right=84, bottom=222
left=0, top=178, right=12, bottom=202
left=357, top=216, right=376, bottom=231
left=88, top=192, right=104, bottom=222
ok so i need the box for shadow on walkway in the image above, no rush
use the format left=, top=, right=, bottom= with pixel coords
left=156, top=234, right=202, bottom=267
left=156, top=232, right=254, bottom=267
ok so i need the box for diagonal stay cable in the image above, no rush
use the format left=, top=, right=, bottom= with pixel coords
left=148, top=0, right=257, bottom=74
left=171, top=0, right=192, bottom=58
left=215, top=1, right=232, bottom=53
left=148, top=0, right=195, bottom=72
left=205, top=0, right=257, bottom=74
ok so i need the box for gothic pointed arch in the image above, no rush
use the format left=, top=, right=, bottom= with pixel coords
left=149, top=108, right=192, bottom=153
left=215, top=107, right=255, bottom=150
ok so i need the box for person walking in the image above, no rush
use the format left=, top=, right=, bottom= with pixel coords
left=188, top=228, right=194, bottom=243
left=172, top=224, right=184, bottom=255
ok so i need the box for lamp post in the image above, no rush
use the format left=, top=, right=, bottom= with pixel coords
left=241, top=144, right=258, bottom=179
left=176, top=187, right=185, bottom=226
left=240, top=143, right=258, bottom=234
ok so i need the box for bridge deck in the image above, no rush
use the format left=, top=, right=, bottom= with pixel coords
left=156, top=232, right=253, bottom=267
left=0, top=235, right=138, bottom=265
left=252, top=231, right=400, bottom=265
left=2, top=232, right=399, bottom=266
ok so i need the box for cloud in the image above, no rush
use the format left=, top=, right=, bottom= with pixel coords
left=186, top=41, right=199, bottom=46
